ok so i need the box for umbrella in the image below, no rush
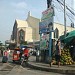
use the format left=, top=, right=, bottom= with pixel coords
left=64, top=30, right=75, bottom=43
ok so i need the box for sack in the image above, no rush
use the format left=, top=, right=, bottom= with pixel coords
left=2, top=56, right=8, bottom=63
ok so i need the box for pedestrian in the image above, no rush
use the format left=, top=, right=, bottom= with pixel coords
left=4, top=50, right=8, bottom=57
left=2, top=50, right=8, bottom=63
left=55, top=40, right=61, bottom=67
left=1, top=49, right=3, bottom=56
left=7, top=48, right=10, bottom=61
left=46, top=40, right=49, bottom=49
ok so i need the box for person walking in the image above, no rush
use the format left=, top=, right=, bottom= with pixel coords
left=2, top=50, right=8, bottom=63
left=55, top=40, right=61, bottom=67
left=7, top=48, right=10, bottom=62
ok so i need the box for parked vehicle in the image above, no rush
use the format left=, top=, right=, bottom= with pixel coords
left=12, top=48, right=20, bottom=63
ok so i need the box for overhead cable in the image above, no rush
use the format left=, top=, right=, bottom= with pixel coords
left=56, top=0, right=75, bottom=16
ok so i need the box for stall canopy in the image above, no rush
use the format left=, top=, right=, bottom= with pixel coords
left=59, top=35, right=65, bottom=41
left=59, top=33, right=69, bottom=41
left=64, top=30, right=75, bottom=43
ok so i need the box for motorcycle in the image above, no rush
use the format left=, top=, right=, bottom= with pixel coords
left=20, top=54, right=28, bottom=66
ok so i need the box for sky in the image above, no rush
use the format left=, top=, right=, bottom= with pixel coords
left=0, top=0, right=47, bottom=44
left=0, top=0, right=75, bottom=44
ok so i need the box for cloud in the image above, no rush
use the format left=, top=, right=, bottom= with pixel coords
left=11, top=2, right=27, bottom=9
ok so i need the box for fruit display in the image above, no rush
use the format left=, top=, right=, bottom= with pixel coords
left=52, top=48, right=75, bottom=65
left=60, top=48, right=74, bottom=65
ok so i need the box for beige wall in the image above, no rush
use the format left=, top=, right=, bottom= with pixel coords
left=27, top=15, right=40, bottom=28
left=53, top=23, right=75, bottom=39
left=16, top=19, right=29, bottom=28
left=25, top=27, right=33, bottom=42
left=26, top=15, right=40, bottom=41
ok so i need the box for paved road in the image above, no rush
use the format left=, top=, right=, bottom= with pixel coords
left=0, top=56, right=65, bottom=75
left=7, top=65, right=65, bottom=75
left=0, top=63, right=16, bottom=75
left=0, top=62, right=64, bottom=75
left=0, top=56, right=15, bottom=75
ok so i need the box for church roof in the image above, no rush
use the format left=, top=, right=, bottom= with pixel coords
left=15, top=19, right=29, bottom=28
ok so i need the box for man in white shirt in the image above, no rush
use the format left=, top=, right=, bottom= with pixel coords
left=7, top=48, right=10, bottom=61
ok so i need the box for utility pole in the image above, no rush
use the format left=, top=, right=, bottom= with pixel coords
left=47, top=0, right=52, bottom=8
left=47, top=0, right=53, bottom=66
left=64, top=0, right=66, bottom=37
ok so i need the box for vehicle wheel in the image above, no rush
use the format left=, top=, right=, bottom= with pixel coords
left=13, top=60, right=15, bottom=63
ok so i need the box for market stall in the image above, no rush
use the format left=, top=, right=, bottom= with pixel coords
left=53, top=30, right=75, bottom=65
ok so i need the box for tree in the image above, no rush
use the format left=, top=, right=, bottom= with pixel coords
left=0, top=41, right=3, bottom=50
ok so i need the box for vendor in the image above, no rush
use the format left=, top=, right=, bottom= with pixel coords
left=70, top=39, right=75, bottom=61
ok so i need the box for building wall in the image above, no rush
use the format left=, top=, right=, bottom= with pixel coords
left=25, top=27, right=33, bottom=42
left=12, top=13, right=40, bottom=46
left=12, top=21, right=17, bottom=44
left=27, top=15, right=40, bottom=28
left=17, top=20, right=28, bottom=28
left=53, top=22, right=75, bottom=39
left=12, top=13, right=75, bottom=46
left=26, top=13, right=40, bottom=41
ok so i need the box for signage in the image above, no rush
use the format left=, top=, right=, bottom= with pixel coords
left=41, top=6, right=54, bottom=21
left=40, top=33, right=49, bottom=50
left=39, top=17, right=53, bottom=33
left=39, top=6, right=54, bottom=51
left=39, top=6, right=54, bottom=33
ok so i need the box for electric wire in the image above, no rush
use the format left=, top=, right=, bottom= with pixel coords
left=58, top=2, right=74, bottom=23
left=52, top=0, right=74, bottom=24
left=52, top=0, right=63, bottom=12
left=52, top=0, right=64, bottom=23
left=61, top=0, right=75, bottom=12
left=54, top=0, right=75, bottom=22
left=61, top=0, right=75, bottom=19
left=59, top=0, right=75, bottom=21
left=56, top=0, right=75, bottom=16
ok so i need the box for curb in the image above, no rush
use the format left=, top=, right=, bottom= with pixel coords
left=27, top=62, right=75, bottom=74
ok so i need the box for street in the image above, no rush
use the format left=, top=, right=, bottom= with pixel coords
left=7, top=65, right=64, bottom=75
left=0, top=62, right=15, bottom=75
left=0, top=57, right=65, bottom=75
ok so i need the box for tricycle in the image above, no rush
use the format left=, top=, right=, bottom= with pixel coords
left=12, top=48, right=21, bottom=63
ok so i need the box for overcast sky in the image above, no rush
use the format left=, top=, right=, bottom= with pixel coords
left=0, top=0, right=75, bottom=44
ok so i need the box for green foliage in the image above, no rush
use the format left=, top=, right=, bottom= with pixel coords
left=20, top=41, right=27, bottom=45
left=0, top=43, right=2, bottom=46
left=0, top=41, right=4, bottom=50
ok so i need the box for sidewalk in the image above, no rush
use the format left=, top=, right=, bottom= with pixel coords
left=27, top=56, right=75, bottom=74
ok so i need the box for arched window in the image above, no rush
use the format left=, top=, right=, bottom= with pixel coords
left=18, top=29, right=25, bottom=42
left=54, top=28, right=59, bottom=38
